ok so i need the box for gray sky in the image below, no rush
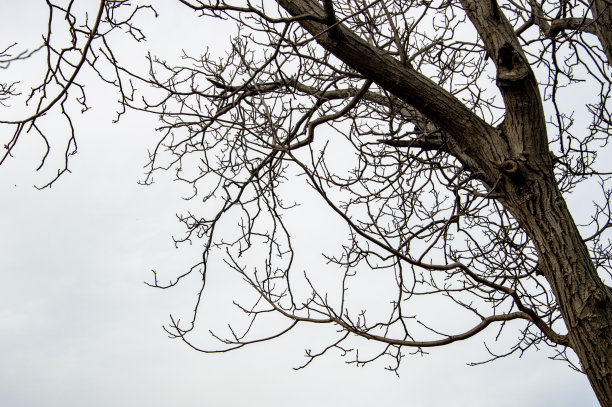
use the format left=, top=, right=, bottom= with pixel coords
left=0, top=2, right=600, bottom=406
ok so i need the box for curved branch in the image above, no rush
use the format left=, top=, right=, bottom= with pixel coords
left=0, top=0, right=106, bottom=125
left=0, top=0, right=107, bottom=167
left=276, top=0, right=505, bottom=185
left=283, top=150, right=570, bottom=346
left=243, top=269, right=545, bottom=348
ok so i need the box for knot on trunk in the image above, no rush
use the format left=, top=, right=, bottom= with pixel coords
left=499, top=159, right=518, bottom=174
left=496, top=43, right=529, bottom=83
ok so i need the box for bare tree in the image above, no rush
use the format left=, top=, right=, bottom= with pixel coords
left=2, top=0, right=612, bottom=404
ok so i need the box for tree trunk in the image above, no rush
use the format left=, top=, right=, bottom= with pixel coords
left=276, top=1, right=612, bottom=403
left=591, top=0, right=612, bottom=64
left=502, top=160, right=612, bottom=406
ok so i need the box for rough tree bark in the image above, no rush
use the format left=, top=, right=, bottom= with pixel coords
left=591, top=0, right=612, bottom=64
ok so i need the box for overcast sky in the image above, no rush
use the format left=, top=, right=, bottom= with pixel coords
left=0, top=2, right=600, bottom=406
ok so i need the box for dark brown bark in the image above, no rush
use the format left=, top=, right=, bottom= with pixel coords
left=276, top=0, right=612, bottom=404
left=457, top=2, right=612, bottom=400
left=591, top=0, right=612, bottom=64
left=503, top=163, right=612, bottom=406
